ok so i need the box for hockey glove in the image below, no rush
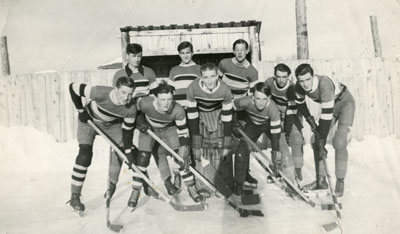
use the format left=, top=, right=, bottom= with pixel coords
left=305, top=116, right=317, bottom=133
left=78, top=110, right=92, bottom=123
left=136, top=113, right=150, bottom=134
left=271, top=150, right=282, bottom=175
left=125, top=148, right=136, bottom=167
left=178, top=145, right=191, bottom=171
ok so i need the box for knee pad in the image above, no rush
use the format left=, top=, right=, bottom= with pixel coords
left=333, top=127, right=350, bottom=151
left=137, top=151, right=152, bottom=168
left=76, top=144, right=93, bottom=167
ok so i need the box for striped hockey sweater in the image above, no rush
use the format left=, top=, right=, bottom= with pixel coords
left=168, top=63, right=201, bottom=108
left=137, top=96, right=190, bottom=146
left=218, top=58, right=258, bottom=99
left=186, top=78, right=233, bottom=137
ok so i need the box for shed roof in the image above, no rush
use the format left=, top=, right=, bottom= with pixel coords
left=120, top=20, right=262, bottom=33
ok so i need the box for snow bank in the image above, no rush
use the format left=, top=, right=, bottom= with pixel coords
left=0, top=125, right=399, bottom=234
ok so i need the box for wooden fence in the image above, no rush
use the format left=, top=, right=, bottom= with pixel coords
left=0, top=57, right=399, bottom=143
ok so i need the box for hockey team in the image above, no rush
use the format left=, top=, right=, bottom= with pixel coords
left=67, top=39, right=355, bottom=215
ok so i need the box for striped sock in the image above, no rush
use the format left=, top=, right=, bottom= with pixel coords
left=71, top=164, right=88, bottom=194
left=181, top=170, right=195, bottom=187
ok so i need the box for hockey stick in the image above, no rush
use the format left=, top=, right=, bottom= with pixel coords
left=321, top=156, right=343, bottom=233
left=105, top=147, right=123, bottom=232
left=237, top=128, right=316, bottom=207
left=147, top=129, right=264, bottom=217
left=88, top=120, right=206, bottom=212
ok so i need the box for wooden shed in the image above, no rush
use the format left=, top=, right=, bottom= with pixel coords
left=100, top=20, right=262, bottom=78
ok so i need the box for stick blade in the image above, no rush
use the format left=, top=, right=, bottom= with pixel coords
left=108, top=223, right=123, bottom=232
left=322, top=221, right=339, bottom=232
left=241, top=193, right=260, bottom=205
left=170, top=201, right=208, bottom=211
left=107, top=220, right=123, bottom=232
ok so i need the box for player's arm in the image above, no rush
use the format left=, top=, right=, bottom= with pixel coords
left=69, top=82, right=91, bottom=112
left=269, top=107, right=282, bottom=152
left=318, top=84, right=335, bottom=141
left=295, top=87, right=317, bottom=132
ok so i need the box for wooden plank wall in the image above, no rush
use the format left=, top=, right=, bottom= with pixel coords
left=0, top=69, right=117, bottom=142
left=130, top=28, right=250, bottom=56
left=0, top=57, right=399, bottom=143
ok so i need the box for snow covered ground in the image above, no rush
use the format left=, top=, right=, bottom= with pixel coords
left=1, top=125, right=399, bottom=234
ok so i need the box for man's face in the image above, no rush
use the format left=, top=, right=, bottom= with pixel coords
left=116, top=85, right=134, bottom=105
left=179, top=47, right=193, bottom=64
left=127, top=52, right=142, bottom=68
left=253, top=91, right=270, bottom=111
left=275, top=70, right=289, bottom=88
left=296, top=72, right=313, bottom=92
left=200, top=69, right=219, bottom=91
left=156, top=92, right=174, bottom=112
left=233, top=43, right=249, bottom=63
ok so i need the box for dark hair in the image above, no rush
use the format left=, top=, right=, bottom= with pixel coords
left=232, top=39, right=249, bottom=50
left=126, top=43, right=143, bottom=55
left=253, top=82, right=271, bottom=96
left=295, top=63, right=314, bottom=77
left=116, top=77, right=136, bottom=89
left=177, top=41, right=193, bottom=53
left=155, top=80, right=175, bottom=96
left=200, top=62, right=218, bottom=75
left=274, top=63, right=291, bottom=76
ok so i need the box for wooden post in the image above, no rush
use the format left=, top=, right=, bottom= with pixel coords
left=295, top=0, right=309, bottom=59
left=1, top=36, right=11, bottom=75
left=370, top=15, right=382, bottom=57
left=120, top=29, right=130, bottom=68
left=248, top=26, right=259, bottom=69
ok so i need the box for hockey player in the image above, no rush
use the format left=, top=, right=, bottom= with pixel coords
left=294, top=63, right=355, bottom=197
left=168, top=41, right=201, bottom=189
left=233, top=82, right=296, bottom=195
left=187, top=62, right=234, bottom=191
left=110, top=43, right=174, bottom=197
left=113, top=43, right=158, bottom=98
left=127, top=81, right=205, bottom=208
left=218, top=39, right=259, bottom=187
left=265, top=63, right=304, bottom=181
left=168, top=41, right=201, bottom=108
left=218, top=39, right=259, bottom=99
left=68, top=77, right=137, bottom=212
